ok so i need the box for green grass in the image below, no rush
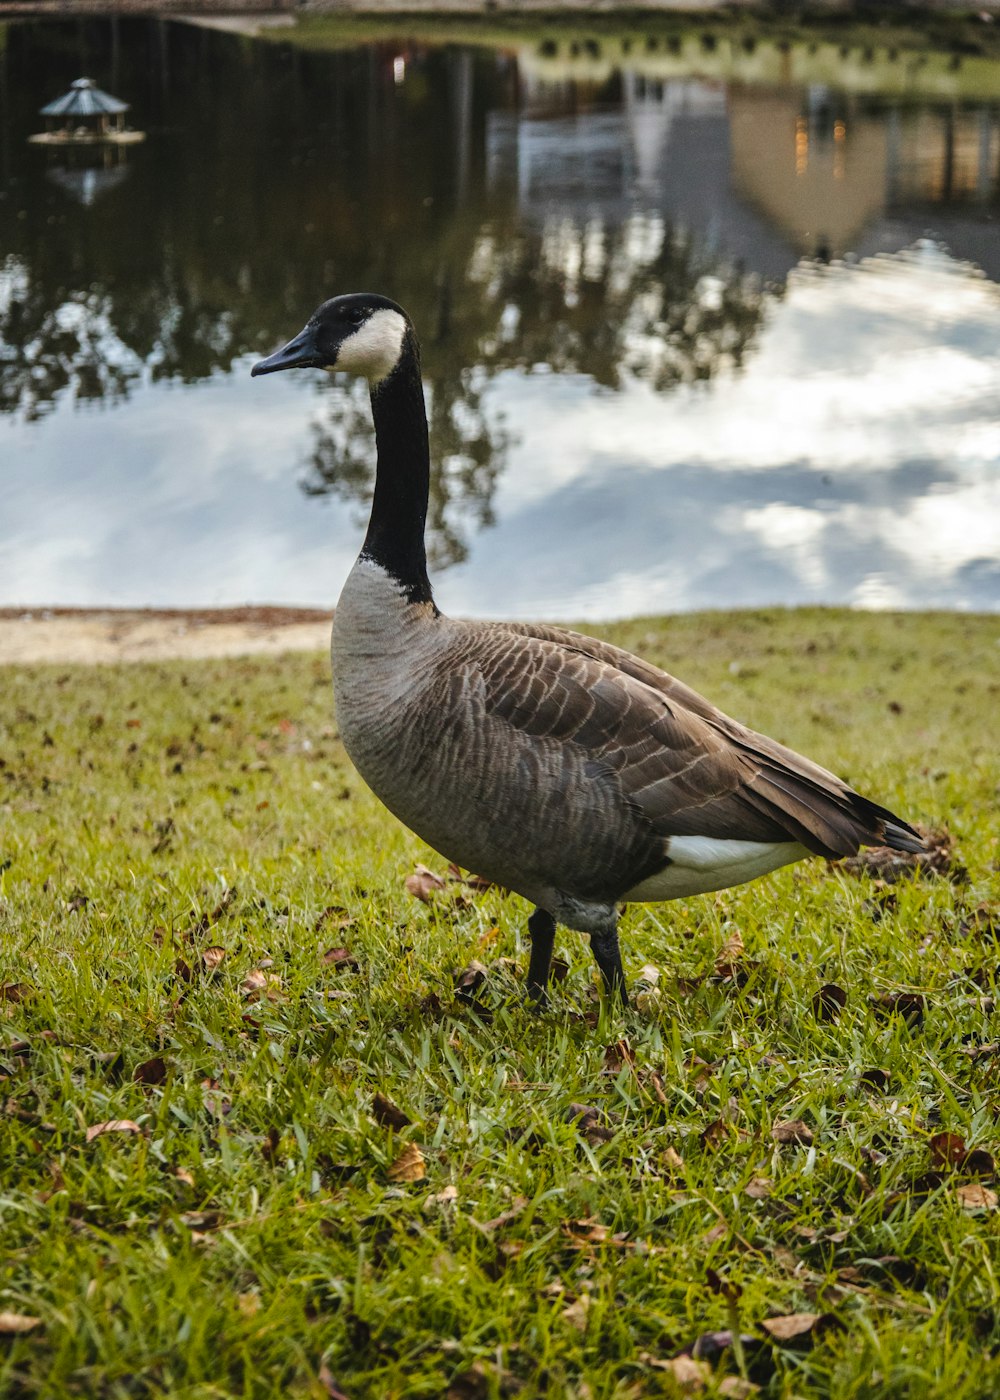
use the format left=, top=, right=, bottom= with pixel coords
left=1, top=607, right=998, bottom=1399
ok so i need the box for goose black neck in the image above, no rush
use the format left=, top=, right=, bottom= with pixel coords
left=360, top=334, right=434, bottom=606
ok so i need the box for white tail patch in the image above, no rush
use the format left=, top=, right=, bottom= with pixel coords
left=625, top=836, right=807, bottom=901
left=336, top=308, right=407, bottom=383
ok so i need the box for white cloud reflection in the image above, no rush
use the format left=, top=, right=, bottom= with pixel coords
left=1, top=244, right=998, bottom=619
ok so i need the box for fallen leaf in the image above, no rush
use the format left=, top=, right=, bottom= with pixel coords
left=860, top=1067, right=892, bottom=1092
left=772, top=1119, right=813, bottom=1146
left=315, top=904, right=354, bottom=933
left=405, top=864, right=447, bottom=903
left=372, top=1092, right=411, bottom=1130
left=639, top=1353, right=709, bottom=1390
left=566, top=1103, right=615, bottom=1145
left=956, top=1183, right=998, bottom=1211
left=930, top=1131, right=968, bottom=1169
left=241, top=968, right=269, bottom=994
left=873, top=991, right=927, bottom=1024
left=387, top=1142, right=426, bottom=1183
left=745, top=1177, right=773, bottom=1199
left=323, top=946, right=360, bottom=972
left=173, top=1167, right=195, bottom=1187
left=0, top=1312, right=42, bottom=1334
left=86, top=1119, right=142, bottom=1143
left=550, top=955, right=570, bottom=983
left=446, top=1362, right=497, bottom=1400
left=562, top=1294, right=591, bottom=1331
left=813, top=983, right=847, bottom=1022
left=706, top=1267, right=742, bottom=1303
left=965, top=1147, right=996, bottom=1177
left=424, top=1184, right=458, bottom=1210
left=201, top=945, right=226, bottom=973
left=759, top=1312, right=821, bottom=1342
left=133, top=1056, right=167, bottom=1086
left=602, top=1039, right=635, bottom=1075
left=719, top=1381, right=760, bottom=1399
left=0, top=983, right=36, bottom=1004
left=454, top=961, right=488, bottom=1002
left=662, top=1145, right=685, bottom=1174
left=713, top=930, right=745, bottom=980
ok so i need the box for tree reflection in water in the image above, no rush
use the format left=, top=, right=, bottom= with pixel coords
left=0, top=20, right=813, bottom=563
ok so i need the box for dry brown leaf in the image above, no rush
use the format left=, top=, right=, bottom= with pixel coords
left=745, top=1176, right=773, bottom=1199
left=759, top=1312, right=820, bottom=1342
left=813, top=982, right=847, bottom=1021
left=0, top=1311, right=42, bottom=1334
left=314, top=904, right=354, bottom=933
left=405, top=864, right=447, bottom=903
left=424, top=1184, right=458, bottom=1210
left=454, top=960, right=489, bottom=1000
left=323, top=946, right=360, bottom=971
left=772, top=1119, right=813, bottom=1146
left=873, top=991, right=927, bottom=1023
left=639, top=1353, right=709, bottom=1390
left=201, top=945, right=226, bottom=973
left=0, top=982, right=36, bottom=1004
left=602, top=1039, right=635, bottom=1075
left=133, top=1056, right=167, bottom=1086
left=930, top=1131, right=968, bottom=1169
left=372, top=1092, right=411, bottom=1131
left=173, top=1167, right=195, bottom=1187
left=387, top=1142, right=426, bottom=1183
left=965, top=1147, right=996, bottom=1177
left=566, top=1103, right=615, bottom=1145
left=241, top=968, right=269, bottom=994
left=718, top=1381, right=760, bottom=1399
left=562, top=1294, right=591, bottom=1331
left=861, top=1067, right=892, bottom=1092
left=956, top=1182, right=998, bottom=1211
left=661, top=1146, right=685, bottom=1174
left=85, top=1119, right=142, bottom=1143
left=713, top=930, right=745, bottom=979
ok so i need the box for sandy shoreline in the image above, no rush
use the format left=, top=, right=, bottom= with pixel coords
left=0, top=607, right=333, bottom=665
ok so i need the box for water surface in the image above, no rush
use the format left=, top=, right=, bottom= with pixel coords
left=1, top=18, right=998, bottom=617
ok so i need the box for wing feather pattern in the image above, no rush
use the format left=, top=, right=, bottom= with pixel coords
left=479, top=620, right=922, bottom=862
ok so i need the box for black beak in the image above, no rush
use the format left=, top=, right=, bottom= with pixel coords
left=251, top=323, right=325, bottom=377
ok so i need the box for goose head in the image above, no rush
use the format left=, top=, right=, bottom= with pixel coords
left=251, top=293, right=411, bottom=386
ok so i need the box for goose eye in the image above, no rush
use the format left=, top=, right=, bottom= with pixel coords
left=347, top=308, right=367, bottom=327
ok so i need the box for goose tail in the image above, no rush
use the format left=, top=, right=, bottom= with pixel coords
left=857, top=798, right=926, bottom=856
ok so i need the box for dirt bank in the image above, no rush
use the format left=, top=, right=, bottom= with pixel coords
left=0, top=607, right=332, bottom=665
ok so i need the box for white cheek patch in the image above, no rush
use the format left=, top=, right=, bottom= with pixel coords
left=336, top=309, right=407, bottom=383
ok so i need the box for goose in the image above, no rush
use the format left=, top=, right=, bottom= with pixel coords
left=252, top=293, right=923, bottom=1006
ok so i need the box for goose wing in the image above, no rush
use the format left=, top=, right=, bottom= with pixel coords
left=484, top=621, right=922, bottom=860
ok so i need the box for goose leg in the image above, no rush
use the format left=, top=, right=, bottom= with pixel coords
left=590, top=923, right=629, bottom=1007
left=525, top=907, right=556, bottom=1003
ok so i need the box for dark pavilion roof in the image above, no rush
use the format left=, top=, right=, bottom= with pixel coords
left=40, top=78, right=129, bottom=119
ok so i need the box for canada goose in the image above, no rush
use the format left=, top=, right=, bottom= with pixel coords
left=253, top=293, right=923, bottom=1006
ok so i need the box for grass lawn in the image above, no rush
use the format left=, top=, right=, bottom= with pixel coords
left=1, top=607, right=998, bottom=1399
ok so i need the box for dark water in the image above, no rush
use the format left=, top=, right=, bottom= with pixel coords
left=1, top=17, right=998, bottom=617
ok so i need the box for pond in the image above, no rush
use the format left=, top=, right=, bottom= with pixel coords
left=1, top=16, right=998, bottom=619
